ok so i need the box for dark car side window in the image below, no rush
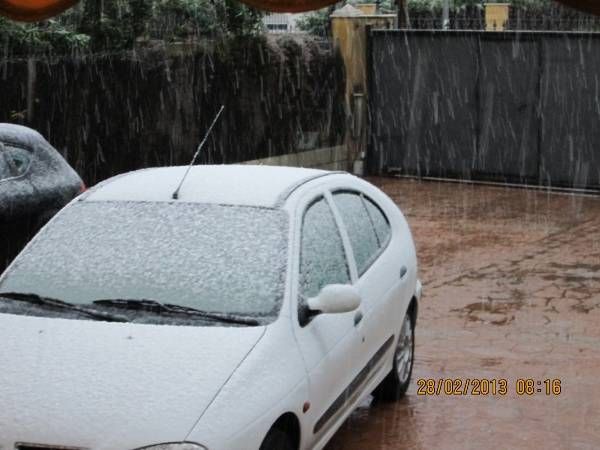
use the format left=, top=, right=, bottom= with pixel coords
left=300, top=197, right=350, bottom=300
left=0, top=143, right=32, bottom=180
left=333, top=191, right=391, bottom=276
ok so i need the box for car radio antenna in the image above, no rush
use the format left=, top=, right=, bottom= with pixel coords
left=172, top=104, right=225, bottom=200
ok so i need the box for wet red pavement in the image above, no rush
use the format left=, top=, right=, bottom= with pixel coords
left=326, top=178, right=600, bottom=450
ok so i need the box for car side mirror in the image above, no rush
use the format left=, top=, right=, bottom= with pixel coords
left=307, top=284, right=361, bottom=315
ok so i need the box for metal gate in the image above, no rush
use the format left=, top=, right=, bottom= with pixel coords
left=367, top=30, right=600, bottom=190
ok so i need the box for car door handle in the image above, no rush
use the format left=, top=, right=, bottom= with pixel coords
left=400, top=266, right=408, bottom=279
left=354, top=311, right=363, bottom=326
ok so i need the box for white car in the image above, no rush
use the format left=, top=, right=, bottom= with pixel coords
left=0, top=165, right=421, bottom=450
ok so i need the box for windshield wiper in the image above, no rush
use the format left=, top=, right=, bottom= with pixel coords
left=92, top=299, right=260, bottom=326
left=164, top=303, right=262, bottom=326
left=0, top=292, right=128, bottom=323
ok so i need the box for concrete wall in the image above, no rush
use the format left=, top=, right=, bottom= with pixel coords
left=485, top=3, right=510, bottom=31
left=329, top=6, right=396, bottom=178
left=244, top=145, right=348, bottom=171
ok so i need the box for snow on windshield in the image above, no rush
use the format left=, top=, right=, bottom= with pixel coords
left=0, top=201, right=288, bottom=317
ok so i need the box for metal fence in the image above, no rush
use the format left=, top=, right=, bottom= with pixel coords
left=407, top=17, right=600, bottom=31
left=405, top=5, right=600, bottom=31
left=367, top=30, right=600, bottom=190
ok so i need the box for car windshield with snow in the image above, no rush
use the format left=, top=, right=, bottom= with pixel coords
left=0, top=201, right=288, bottom=326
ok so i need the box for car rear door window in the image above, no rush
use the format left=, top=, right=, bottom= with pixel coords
left=333, top=192, right=380, bottom=275
left=300, top=197, right=350, bottom=299
left=363, top=196, right=391, bottom=246
left=333, top=192, right=379, bottom=274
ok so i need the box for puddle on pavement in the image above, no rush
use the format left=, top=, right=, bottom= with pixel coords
left=453, top=299, right=521, bottom=325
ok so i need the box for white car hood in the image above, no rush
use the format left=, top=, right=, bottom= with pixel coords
left=0, top=313, right=266, bottom=450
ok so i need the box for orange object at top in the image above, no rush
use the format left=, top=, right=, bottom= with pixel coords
left=0, top=0, right=342, bottom=20
left=0, top=0, right=599, bottom=24
left=0, top=0, right=79, bottom=21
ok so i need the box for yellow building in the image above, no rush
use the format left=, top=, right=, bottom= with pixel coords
left=485, top=3, right=510, bottom=31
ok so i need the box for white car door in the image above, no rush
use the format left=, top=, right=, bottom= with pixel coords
left=329, top=189, right=413, bottom=385
left=290, top=193, right=363, bottom=447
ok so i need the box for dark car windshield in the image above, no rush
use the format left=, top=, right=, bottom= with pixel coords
left=0, top=201, right=289, bottom=320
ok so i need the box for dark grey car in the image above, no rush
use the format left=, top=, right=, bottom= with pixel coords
left=0, top=124, right=83, bottom=271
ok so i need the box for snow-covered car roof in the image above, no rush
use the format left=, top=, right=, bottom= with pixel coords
left=84, top=165, right=337, bottom=208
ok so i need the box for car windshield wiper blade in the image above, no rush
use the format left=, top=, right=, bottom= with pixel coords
left=164, top=303, right=261, bottom=326
left=0, top=292, right=129, bottom=323
left=93, top=298, right=260, bottom=326
left=93, top=298, right=168, bottom=313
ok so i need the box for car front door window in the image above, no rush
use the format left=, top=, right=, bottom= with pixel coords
left=300, top=196, right=350, bottom=300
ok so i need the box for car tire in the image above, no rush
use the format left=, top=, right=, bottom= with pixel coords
left=259, top=428, right=295, bottom=450
left=373, top=312, right=415, bottom=401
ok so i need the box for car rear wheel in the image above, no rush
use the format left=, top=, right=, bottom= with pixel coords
left=259, top=428, right=295, bottom=450
left=373, top=313, right=414, bottom=401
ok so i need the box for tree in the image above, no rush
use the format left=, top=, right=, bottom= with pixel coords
left=296, top=7, right=332, bottom=36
